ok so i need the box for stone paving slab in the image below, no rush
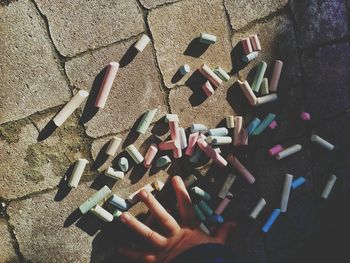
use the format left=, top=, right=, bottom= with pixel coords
left=0, top=110, right=91, bottom=200
left=0, top=219, right=19, bottom=263
left=301, top=43, right=350, bottom=122
left=0, top=0, right=71, bottom=125
left=34, top=0, right=145, bottom=57
left=148, top=0, right=232, bottom=89
left=139, top=0, right=180, bottom=9
left=65, top=38, right=167, bottom=138
left=224, top=0, right=288, bottom=30
left=290, top=0, right=349, bottom=48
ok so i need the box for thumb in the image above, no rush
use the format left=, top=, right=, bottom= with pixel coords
left=215, top=220, right=237, bottom=243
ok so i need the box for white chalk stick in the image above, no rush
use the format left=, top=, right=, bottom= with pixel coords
left=68, top=159, right=89, bottom=188
left=105, top=167, right=124, bottom=180
left=91, top=205, right=113, bottom=222
left=280, top=174, right=293, bottom=212
left=249, top=197, right=266, bottom=219
left=218, top=173, right=237, bottom=199
left=311, top=134, right=335, bottom=151
left=134, top=34, right=150, bottom=52
left=321, top=174, right=337, bottom=199
left=105, top=136, right=122, bottom=156
left=276, top=144, right=302, bottom=160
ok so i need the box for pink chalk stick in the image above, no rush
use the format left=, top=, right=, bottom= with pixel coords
left=227, top=154, right=255, bottom=184
left=173, top=145, right=182, bottom=159
left=269, top=120, right=278, bottom=130
left=269, top=144, right=284, bottom=156
left=158, top=140, right=178, bottom=151
left=95, top=62, right=119, bottom=108
left=250, top=34, right=261, bottom=51
left=197, top=138, right=227, bottom=167
left=241, top=128, right=248, bottom=146
left=185, top=132, right=199, bottom=156
left=199, top=64, right=222, bottom=88
left=215, top=196, right=232, bottom=215
left=241, top=37, right=253, bottom=55
left=300, top=112, right=311, bottom=121
left=143, top=144, right=158, bottom=168
left=202, top=81, right=214, bottom=97
left=169, top=121, right=182, bottom=158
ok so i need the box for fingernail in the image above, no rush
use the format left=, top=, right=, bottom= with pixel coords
left=120, top=213, right=131, bottom=223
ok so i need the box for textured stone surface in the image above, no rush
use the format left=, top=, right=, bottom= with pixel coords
left=148, top=0, right=232, bottom=89
left=232, top=15, right=305, bottom=146
left=35, top=0, right=145, bottom=57
left=0, top=219, right=19, bottom=263
left=290, top=0, right=349, bottom=48
left=301, top=43, right=350, bottom=121
left=224, top=0, right=288, bottom=30
left=139, top=0, right=180, bottom=9
left=0, top=110, right=91, bottom=200
left=0, top=0, right=71, bottom=124
left=65, top=38, right=167, bottom=138
left=169, top=82, right=236, bottom=129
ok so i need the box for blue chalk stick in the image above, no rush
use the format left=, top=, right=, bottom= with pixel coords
left=262, top=209, right=281, bottom=233
left=291, top=177, right=306, bottom=190
left=206, top=214, right=225, bottom=225
left=246, top=117, right=261, bottom=135
left=109, top=194, right=128, bottom=211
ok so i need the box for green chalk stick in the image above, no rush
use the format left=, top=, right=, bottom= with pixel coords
left=137, top=109, right=157, bottom=134
left=198, top=200, right=214, bottom=217
left=194, top=204, right=206, bottom=221
left=79, top=185, right=112, bottom=214
left=252, top=113, right=276, bottom=135
left=113, top=209, right=123, bottom=218
left=191, top=186, right=211, bottom=201
left=155, top=155, right=171, bottom=168
left=214, top=67, right=230, bottom=81
left=251, top=61, right=267, bottom=92
left=199, top=33, right=216, bottom=44
left=261, top=78, right=269, bottom=95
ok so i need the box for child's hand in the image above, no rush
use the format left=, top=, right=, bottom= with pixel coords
left=118, top=176, right=236, bottom=263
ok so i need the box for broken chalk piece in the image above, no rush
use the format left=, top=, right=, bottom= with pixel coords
left=281, top=174, right=293, bottom=212
left=79, top=185, right=112, bottom=214
left=109, top=194, right=128, bottom=211
left=214, top=67, right=230, bottom=81
left=207, top=136, right=232, bottom=145
left=256, top=94, right=278, bottom=106
left=321, top=174, right=337, bottom=199
left=238, top=80, right=257, bottom=106
left=249, top=197, right=266, bottom=219
left=218, top=173, right=237, bottom=199
left=269, top=60, right=283, bottom=92
left=68, top=158, right=89, bottom=188
left=155, top=155, right=171, bottom=168
left=191, top=186, right=211, bottom=201
left=261, top=78, right=269, bottom=95
left=180, top=64, right=191, bottom=75
left=152, top=180, right=165, bottom=191
left=194, top=204, right=206, bottom=221
left=185, top=132, right=199, bottom=156
left=227, top=154, right=255, bottom=184
left=143, top=144, right=158, bottom=168
left=105, top=136, right=122, bottom=156
left=251, top=113, right=276, bottom=135
left=105, top=167, right=124, bottom=180
left=118, top=157, right=129, bottom=172
left=300, top=112, right=311, bottom=121
left=250, top=34, right=261, bottom=51
left=191, top=123, right=208, bottom=133
left=202, top=81, right=215, bottom=97
left=126, top=144, right=144, bottom=164
left=95, top=62, right=119, bottom=109
left=91, top=205, right=113, bottom=222
left=199, top=64, right=223, bottom=88
left=198, top=200, right=214, bottom=217
left=292, top=177, right=306, bottom=190
left=310, top=134, right=335, bottom=151
left=199, top=222, right=211, bottom=235
left=226, top=116, right=235, bottom=129
left=215, top=192, right=233, bottom=215
left=268, top=120, right=278, bottom=130
left=53, top=90, right=89, bottom=127
left=262, top=209, right=281, bottom=233
left=233, top=116, right=243, bottom=146
left=179, top=128, right=188, bottom=149
left=165, top=114, right=179, bottom=123
left=199, top=33, right=217, bottom=44
left=208, top=127, right=228, bottom=136
left=246, top=117, right=261, bottom=135
left=134, top=34, right=150, bottom=52
left=242, top=51, right=259, bottom=63
left=184, top=174, right=198, bottom=188
left=137, top=108, right=158, bottom=134
left=241, top=37, right=253, bottom=55
left=158, top=140, right=178, bottom=151
left=197, top=137, right=227, bottom=167
left=113, top=209, right=123, bottom=218
left=275, top=144, right=302, bottom=160
left=251, top=61, right=267, bottom=93
left=269, top=144, right=284, bottom=156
